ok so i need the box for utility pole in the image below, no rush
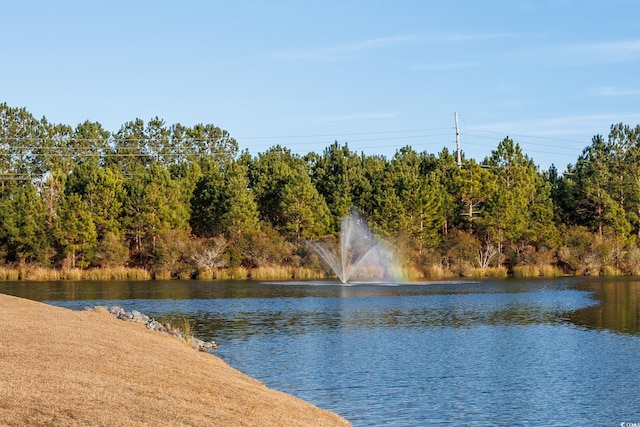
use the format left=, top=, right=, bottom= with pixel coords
left=455, top=112, right=462, bottom=168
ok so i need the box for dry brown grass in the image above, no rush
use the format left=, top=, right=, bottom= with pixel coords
left=0, top=266, right=153, bottom=281
left=82, top=267, right=153, bottom=281
left=512, top=264, right=564, bottom=278
left=0, top=294, right=350, bottom=427
left=419, top=264, right=454, bottom=279
left=248, top=266, right=324, bottom=281
left=461, top=266, right=508, bottom=278
left=0, top=267, right=19, bottom=281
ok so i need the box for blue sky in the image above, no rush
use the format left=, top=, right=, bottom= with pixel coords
left=3, top=0, right=639, bottom=171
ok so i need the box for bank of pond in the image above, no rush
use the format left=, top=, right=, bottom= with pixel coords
left=0, top=262, right=634, bottom=282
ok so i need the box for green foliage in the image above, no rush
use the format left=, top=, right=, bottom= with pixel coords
left=480, top=137, right=558, bottom=254
left=307, top=142, right=371, bottom=230
left=54, top=193, right=97, bottom=268
left=95, top=232, right=130, bottom=268
left=454, top=159, right=496, bottom=231
left=385, top=147, right=444, bottom=251
left=557, top=129, right=636, bottom=239
left=151, top=229, right=191, bottom=276
left=65, top=161, right=125, bottom=239
left=122, top=164, right=190, bottom=265
left=440, top=230, right=482, bottom=274
left=233, top=226, right=294, bottom=269
left=0, top=182, right=51, bottom=264
left=190, top=164, right=226, bottom=237
left=190, top=161, right=260, bottom=246
left=249, top=146, right=330, bottom=241
left=2, top=102, right=640, bottom=278
left=220, top=162, right=261, bottom=241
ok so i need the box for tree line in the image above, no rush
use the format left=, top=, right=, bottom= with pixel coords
left=2, top=102, right=640, bottom=279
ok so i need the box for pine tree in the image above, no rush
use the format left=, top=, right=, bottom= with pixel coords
left=54, top=193, right=97, bottom=268
left=122, top=164, right=190, bottom=265
left=0, top=182, right=50, bottom=264
left=307, top=142, right=369, bottom=230
left=249, top=146, right=330, bottom=241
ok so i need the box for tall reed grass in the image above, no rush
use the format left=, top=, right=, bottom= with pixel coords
left=81, top=267, right=152, bottom=280
left=152, top=269, right=172, bottom=280
left=0, top=266, right=152, bottom=281
left=21, top=267, right=61, bottom=281
left=248, top=266, right=325, bottom=281
left=512, top=264, right=564, bottom=278
left=465, top=266, right=508, bottom=278
left=601, top=265, right=623, bottom=276
left=212, top=267, right=250, bottom=280
left=0, top=267, right=19, bottom=281
left=419, top=264, right=454, bottom=279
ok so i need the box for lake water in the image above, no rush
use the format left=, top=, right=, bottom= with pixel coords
left=1, top=277, right=640, bottom=426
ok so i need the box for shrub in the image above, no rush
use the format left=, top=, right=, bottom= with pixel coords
left=95, top=232, right=130, bottom=268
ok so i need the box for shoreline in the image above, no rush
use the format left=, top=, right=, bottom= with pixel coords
left=0, top=263, right=625, bottom=282
left=0, top=293, right=350, bottom=426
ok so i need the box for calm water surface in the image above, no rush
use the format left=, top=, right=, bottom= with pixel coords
left=2, top=277, right=640, bottom=426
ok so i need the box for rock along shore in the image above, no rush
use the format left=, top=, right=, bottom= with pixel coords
left=101, top=305, right=219, bottom=352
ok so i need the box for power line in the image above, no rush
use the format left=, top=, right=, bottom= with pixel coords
left=236, top=127, right=452, bottom=140
left=463, top=128, right=588, bottom=145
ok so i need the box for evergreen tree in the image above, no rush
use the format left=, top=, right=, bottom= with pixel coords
left=122, top=164, right=190, bottom=265
left=111, top=118, right=151, bottom=174
left=435, top=148, right=460, bottom=235
left=145, top=117, right=171, bottom=163
left=39, top=119, right=74, bottom=174
left=187, top=123, right=239, bottom=165
left=0, top=182, right=50, bottom=264
left=358, top=154, right=388, bottom=223
left=221, top=161, right=261, bottom=241
left=453, top=159, right=495, bottom=232
left=482, top=137, right=558, bottom=254
left=279, top=177, right=331, bottom=241
left=386, top=147, right=443, bottom=251
left=608, top=123, right=640, bottom=238
left=0, top=103, right=42, bottom=178
left=72, top=120, right=111, bottom=165
left=571, top=135, right=631, bottom=237
left=65, top=161, right=125, bottom=240
left=249, top=146, right=330, bottom=241
left=307, top=142, right=370, bottom=229
left=190, top=161, right=261, bottom=242
left=190, top=163, right=226, bottom=238
left=54, top=193, right=97, bottom=268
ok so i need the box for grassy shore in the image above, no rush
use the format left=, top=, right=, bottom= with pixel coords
left=0, top=263, right=579, bottom=282
left=0, top=293, right=350, bottom=426
left=4, top=261, right=637, bottom=282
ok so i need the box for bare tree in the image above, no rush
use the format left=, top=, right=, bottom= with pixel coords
left=190, top=237, right=227, bottom=274
left=476, top=244, right=498, bottom=270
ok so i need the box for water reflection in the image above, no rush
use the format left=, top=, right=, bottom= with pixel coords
left=565, top=277, right=640, bottom=335
left=2, top=278, right=640, bottom=336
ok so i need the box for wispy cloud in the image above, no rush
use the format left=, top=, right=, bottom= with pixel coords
left=524, top=39, right=640, bottom=65
left=411, top=61, right=479, bottom=71
left=593, top=86, right=640, bottom=97
left=518, top=0, right=571, bottom=12
left=470, top=113, right=640, bottom=139
left=311, top=112, right=396, bottom=122
left=265, top=33, right=514, bottom=62
left=265, top=36, right=417, bottom=61
left=422, top=33, right=513, bottom=42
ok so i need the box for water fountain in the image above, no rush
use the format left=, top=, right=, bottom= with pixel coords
left=309, top=210, right=398, bottom=284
